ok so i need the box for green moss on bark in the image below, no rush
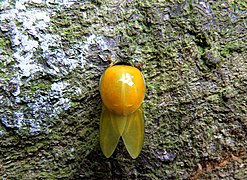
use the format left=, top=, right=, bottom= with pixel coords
left=0, top=0, right=246, bottom=179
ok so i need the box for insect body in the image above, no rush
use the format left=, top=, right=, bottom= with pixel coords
left=99, top=65, right=145, bottom=159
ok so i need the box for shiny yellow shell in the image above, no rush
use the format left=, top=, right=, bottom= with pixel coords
left=99, top=65, right=145, bottom=159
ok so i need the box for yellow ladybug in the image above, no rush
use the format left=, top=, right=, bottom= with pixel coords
left=99, top=64, right=145, bottom=159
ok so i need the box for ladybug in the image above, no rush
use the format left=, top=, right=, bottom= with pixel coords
left=99, top=64, right=145, bottom=159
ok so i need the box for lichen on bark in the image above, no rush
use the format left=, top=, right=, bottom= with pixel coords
left=0, top=0, right=246, bottom=179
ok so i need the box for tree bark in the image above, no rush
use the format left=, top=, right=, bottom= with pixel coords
left=0, top=0, right=246, bottom=179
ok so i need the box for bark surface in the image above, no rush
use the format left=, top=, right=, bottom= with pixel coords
left=0, top=0, right=246, bottom=179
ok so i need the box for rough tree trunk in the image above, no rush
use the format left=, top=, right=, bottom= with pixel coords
left=0, top=0, right=246, bottom=179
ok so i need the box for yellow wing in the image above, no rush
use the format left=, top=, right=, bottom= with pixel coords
left=122, top=105, right=144, bottom=159
left=100, top=105, right=128, bottom=158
